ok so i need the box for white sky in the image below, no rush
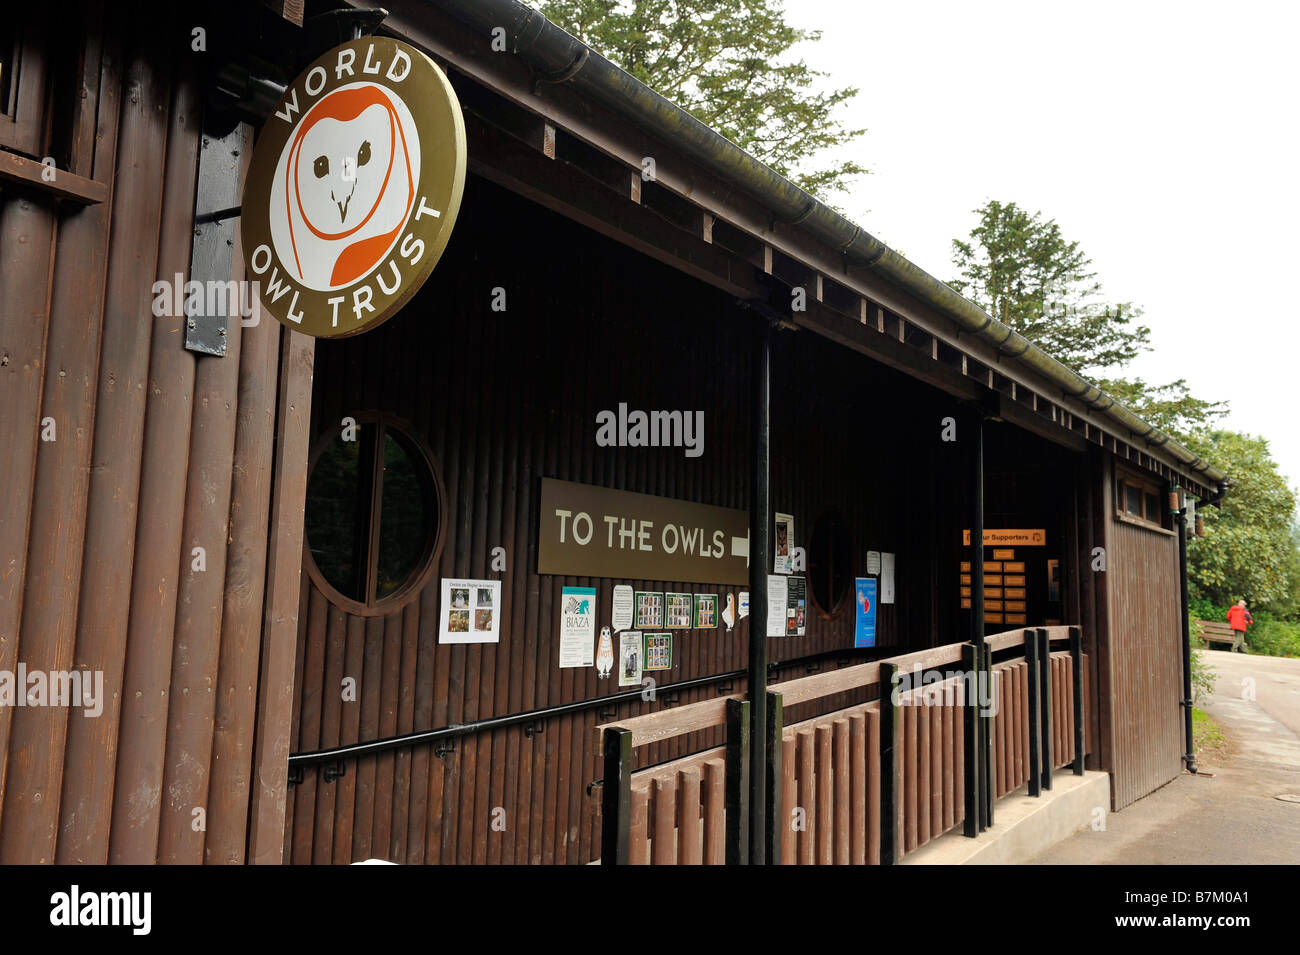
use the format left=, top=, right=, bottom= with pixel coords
left=785, top=0, right=1300, bottom=493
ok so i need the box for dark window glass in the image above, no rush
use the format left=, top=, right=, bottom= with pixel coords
left=0, top=27, right=16, bottom=115
left=375, top=431, right=431, bottom=599
left=1145, top=492, right=1162, bottom=524
left=305, top=419, right=437, bottom=607
left=1125, top=484, right=1142, bottom=516
left=305, top=423, right=371, bottom=601
left=809, top=511, right=852, bottom=617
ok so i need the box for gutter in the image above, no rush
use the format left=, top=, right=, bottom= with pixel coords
left=431, top=0, right=1227, bottom=488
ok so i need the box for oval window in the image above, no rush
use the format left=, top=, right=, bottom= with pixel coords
left=304, top=415, right=443, bottom=614
left=809, top=510, right=853, bottom=618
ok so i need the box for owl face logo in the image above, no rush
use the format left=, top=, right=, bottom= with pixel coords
left=242, top=37, right=465, bottom=338
left=273, top=84, right=420, bottom=290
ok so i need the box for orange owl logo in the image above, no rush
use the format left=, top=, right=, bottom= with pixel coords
left=281, top=84, right=416, bottom=289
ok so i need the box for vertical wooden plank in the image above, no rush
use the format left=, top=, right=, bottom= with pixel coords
left=248, top=327, right=315, bottom=864
left=351, top=616, right=384, bottom=860
left=929, top=688, right=943, bottom=836
left=942, top=692, right=954, bottom=831
left=307, top=604, right=346, bottom=865
left=651, top=777, right=676, bottom=865
left=629, top=787, right=649, bottom=865
left=815, top=724, right=833, bottom=865
left=833, top=718, right=850, bottom=864
left=797, top=729, right=814, bottom=865
left=781, top=734, right=795, bottom=865
left=917, top=699, right=931, bottom=846
left=371, top=612, right=402, bottom=859
left=676, top=769, right=701, bottom=865
left=903, top=702, right=917, bottom=853
left=867, top=709, right=880, bottom=865
left=849, top=713, right=866, bottom=864
left=390, top=602, right=419, bottom=863
left=702, top=759, right=725, bottom=865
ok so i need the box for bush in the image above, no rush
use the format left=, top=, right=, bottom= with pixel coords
left=1246, top=616, right=1300, bottom=658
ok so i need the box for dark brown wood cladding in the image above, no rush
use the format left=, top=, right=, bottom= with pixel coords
left=0, top=10, right=305, bottom=864
left=283, top=177, right=1000, bottom=864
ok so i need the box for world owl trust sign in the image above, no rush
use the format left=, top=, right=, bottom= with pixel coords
left=241, top=37, right=466, bottom=337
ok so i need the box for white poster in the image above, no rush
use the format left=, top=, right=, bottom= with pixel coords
left=439, top=578, right=502, bottom=644
left=559, top=586, right=597, bottom=668
left=766, top=575, right=788, bottom=637
left=774, top=513, right=794, bottom=574
left=739, top=591, right=750, bottom=619
left=619, top=631, right=643, bottom=687
left=881, top=552, right=896, bottom=604
left=867, top=550, right=881, bottom=575
left=611, top=584, right=634, bottom=632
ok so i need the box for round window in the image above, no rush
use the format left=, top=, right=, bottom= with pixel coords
left=809, top=510, right=853, bottom=618
left=304, top=415, right=443, bottom=614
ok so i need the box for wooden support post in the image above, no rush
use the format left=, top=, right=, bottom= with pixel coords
left=1070, top=626, right=1085, bottom=775
left=601, top=727, right=632, bottom=865
left=725, top=698, right=751, bottom=865
left=765, top=691, right=784, bottom=864
left=1038, top=629, right=1053, bottom=790
left=962, top=643, right=980, bottom=834
left=880, top=663, right=901, bottom=863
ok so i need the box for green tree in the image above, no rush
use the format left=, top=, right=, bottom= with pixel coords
left=533, top=0, right=866, bottom=197
left=948, top=200, right=1149, bottom=375
left=1097, top=376, right=1229, bottom=443
left=1187, top=430, right=1299, bottom=612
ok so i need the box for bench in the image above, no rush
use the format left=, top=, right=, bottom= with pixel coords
left=1195, top=619, right=1239, bottom=650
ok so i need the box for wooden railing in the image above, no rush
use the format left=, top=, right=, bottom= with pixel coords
left=596, top=627, right=1090, bottom=865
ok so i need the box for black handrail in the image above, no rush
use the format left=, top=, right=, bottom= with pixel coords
left=287, top=644, right=881, bottom=770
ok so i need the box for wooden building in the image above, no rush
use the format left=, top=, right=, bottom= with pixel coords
left=0, top=0, right=1226, bottom=864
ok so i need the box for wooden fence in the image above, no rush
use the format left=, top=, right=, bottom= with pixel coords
left=597, top=626, right=1090, bottom=864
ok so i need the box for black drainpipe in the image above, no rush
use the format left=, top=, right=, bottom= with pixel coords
left=1176, top=490, right=1198, bottom=773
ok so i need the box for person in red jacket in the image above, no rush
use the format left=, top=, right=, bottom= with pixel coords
left=1226, top=599, right=1254, bottom=652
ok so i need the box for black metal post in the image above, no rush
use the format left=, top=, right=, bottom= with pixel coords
left=977, top=641, right=987, bottom=831
left=1026, top=631, right=1042, bottom=798
left=1069, top=625, right=1086, bottom=775
left=725, top=698, right=750, bottom=865
left=880, top=662, right=900, bottom=863
left=600, top=727, right=632, bottom=865
left=1038, top=629, right=1053, bottom=790
left=1176, top=502, right=1199, bottom=773
left=961, top=643, right=980, bottom=835
left=748, top=318, right=772, bottom=863
left=765, top=691, right=784, bottom=864
left=970, top=415, right=987, bottom=830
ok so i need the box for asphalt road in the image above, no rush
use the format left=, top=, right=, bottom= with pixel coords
left=1031, top=650, right=1300, bottom=864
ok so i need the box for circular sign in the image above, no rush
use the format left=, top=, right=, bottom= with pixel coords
left=241, top=37, right=466, bottom=338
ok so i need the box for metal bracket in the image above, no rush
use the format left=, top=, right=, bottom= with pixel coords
left=659, top=693, right=680, bottom=707
left=598, top=707, right=617, bottom=722
left=184, top=124, right=246, bottom=357
left=287, top=764, right=304, bottom=788
left=585, top=779, right=603, bottom=796
left=523, top=720, right=546, bottom=739
left=715, top=682, right=733, bottom=696
left=322, top=760, right=347, bottom=783
left=805, top=662, right=822, bottom=674
left=434, top=739, right=456, bottom=759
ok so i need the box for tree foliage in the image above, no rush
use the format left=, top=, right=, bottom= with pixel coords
left=1187, top=430, right=1299, bottom=612
left=1097, top=376, right=1229, bottom=443
left=948, top=200, right=1150, bottom=376
left=533, top=0, right=866, bottom=197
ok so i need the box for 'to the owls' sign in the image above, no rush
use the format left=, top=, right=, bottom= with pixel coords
left=241, top=37, right=466, bottom=338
